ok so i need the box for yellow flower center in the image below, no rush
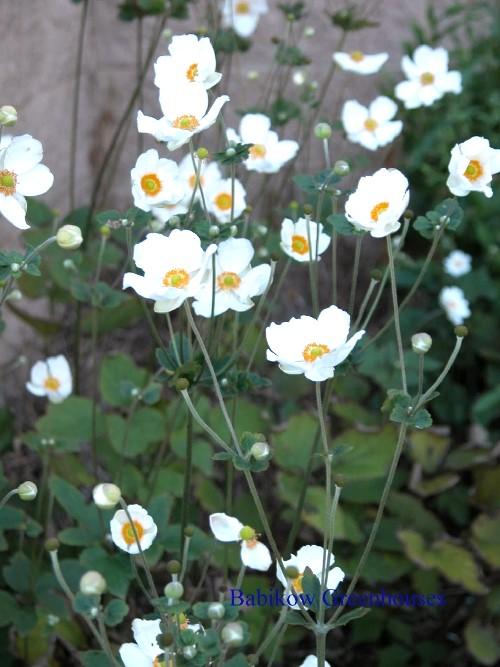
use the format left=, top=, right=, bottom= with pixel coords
left=163, top=268, right=190, bottom=288
left=0, top=169, right=17, bottom=196
left=235, top=1, right=250, bottom=13
left=291, top=234, right=309, bottom=255
left=463, top=159, right=484, bottom=182
left=121, top=520, right=144, bottom=546
left=370, top=201, right=390, bottom=221
left=186, top=63, right=199, bottom=82
left=140, top=173, right=162, bottom=196
left=215, top=192, right=232, bottom=211
left=172, top=115, right=200, bottom=131
left=188, top=173, right=205, bottom=189
left=420, top=72, right=435, bottom=86
left=303, top=343, right=330, bottom=362
left=350, top=50, right=364, bottom=62
left=364, top=118, right=378, bottom=132
left=217, top=271, right=241, bottom=291
left=44, top=376, right=61, bottom=391
left=292, top=572, right=304, bottom=593
left=249, top=143, right=267, bottom=159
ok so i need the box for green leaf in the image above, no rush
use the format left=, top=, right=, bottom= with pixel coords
left=464, top=619, right=500, bottom=666
left=103, top=599, right=129, bottom=626
left=326, top=213, right=363, bottom=236
left=36, top=397, right=101, bottom=447
left=80, top=651, right=114, bottom=667
left=107, top=407, right=165, bottom=457
left=50, top=476, right=101, bottom=537
left=73, top=592, right=100, bottom=616
left=330, top=606, right=371, bottom=628
left=409, top=430, right=449, bottom=473
left=2, top=552, right=32, bottom=593
left=80, top=547, right=134, bottom=598
left=332, top=425, right=400, bottom=480
left=272, top=413, right=320, bottom=472
left=471, top=512, right=500, bottom=567
left=100, top=353, right=148, bottom=406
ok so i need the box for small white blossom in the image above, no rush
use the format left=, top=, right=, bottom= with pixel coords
left=110, top=504, right=157, bottom=555
left=333, top=50, right=388, bottom=75
left=205, top=177, right=247, bottom=223
left=300, top=657, right=332, bottom=667
left=342, top=97, right=402, bottom=151
left=280, top=217, right=331, bottom=262
left=26, top=355, right=72, bottom=404
left=443, top=250, right=472, bottom=277
left=131, top=149, right=185, bottom=218
left=221, top=0, right=268, bottom=38
left=439, top=286, right=470, bottom=325
left=446, top=136, right=500, bottom=199
left=119, top=618, right=162, bottom=667
left=178, top=153, right=222, bottom=206
left=209, top=512, right=272, bottom=571
left=154, top=34, right=221, bottom=90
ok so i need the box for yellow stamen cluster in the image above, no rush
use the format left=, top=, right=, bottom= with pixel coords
left=0, top=169, right=17, bottom=196
left=186, top=63, right=199, bottom=81
left=163, top=268, right=190, bottom=289
left=364, top=118, right=378, bottom=132
left=302, top=343, right=330, bottom=362
left=370, top=201, right=389, bottom=222
left=235, top=1, right=250, bottom=13
left=350, top=51, right=365, bottom=62
left=140, top=173, right=162, bottom=196
left=215, top=192, right=232, bottom=211
left=44, top=376, right=61, bottom=391
left=217, top=271, right=241, bottom=291
left=172, top=115, right=200, bottom=131
left=291, top=234, right=309, bottom=255
left=249, top=144, right=266, bottom=159
left=463, top=159, right=483, bottom=182
left=121, top=520, right=144, bottom=545
left=292, top=572, right=304, bottom=594
left=420, top=72, right=435, bottom=86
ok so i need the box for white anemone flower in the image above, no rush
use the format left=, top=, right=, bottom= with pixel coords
left=226, top=114, right=298, bottom=173
left=26, top=355, right=72, bottom=404
left=446, top=136, right=500, bottom=199
left=266, top=305, right=365, bottom=382
left=138, top=82, right=229, bottom=151
left=152, top=200, right=189, bottom=224
left=154, top=34, right=221, bottom=90
left=443, top=250, right=472, bottom=277
left=178, top=153, right=222, bottom=205
left=123, top=230, right=216, bottom=313
left=439, top=286, right=470, bottom=326
left=221, top=0, right=269, bottom=38
left=345, top=168, right=410, bottom=238
left=341, top=97, right=402, bottom=151
left=280, top=217, right=331, bottom=262
left=110, top=504, right=158, bottom=555
left=333, top=50, right=388, bottom=75
left=209, top=512, right=272, bottom=571
left=300, top=657, right=332, bottom=667
left=119, top=618, right=162, bottom=667
left=276, top=545, right=345, bottom=609
left=0, top=134, right=54, bottom=230
left=131, top=149, right=185, bottom=214
left=206, top=177, right=247, bottom=223
left=395, top=45, right=461, bottom=109
left=193, top=238, right=271, bottom=317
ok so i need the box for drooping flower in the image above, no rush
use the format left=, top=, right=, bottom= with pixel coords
left=443, top=250, right=472, bottom=277
left=345, top=168, right=409, bottom=238
left=300, top=657, right=332, bottom=667
left=205, top=177, right=247, bottom=223
left=341, top=97, right=402, bottom=151
left=209, top=512, right=272, bottom=571
left=192, top=238, right=271, bottom=317
left=439, top=286, right=470, bottom=326
left=333, top=50, right=388, bottom=75
left=110, top=504, right=158, bottom=554
left=154, top=34, right=222, bottom=90
left=131, top=149, right=185, bottom=215
left=178, top=153, right=222, bottom=205
left=137, top=82, right=229, bottom=151
left=446, top=136, right=500, bottom=199
left=276, top=545, right=345, bottom=608
left=226, top=114, right=298, bottom=173
left=395, top=45, right=461, bottom=109
left=280, top=217, right=331, bottom=262
left=119, top=618, right=162, bottom=667
left=26, top=355, right=72, bottom=404
left=266, top=306, right=365, bottom=382
left=221, top=0, right=269, bottom=38
left=92, top=483, right=121, bottom=510
left=0, top=134, right=54, bottom=230
left=123, top=230, right=216, bottom=313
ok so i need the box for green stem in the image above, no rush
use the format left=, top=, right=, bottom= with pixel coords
left=180, top=413, right=193, bottom=554
left=353, top=278, right=378, bottom=331
left=0, top=489, right=18, bottom=511
left=415, top=335, right=464, bottom=410
left=348, top=235, right=363, bottom=315
left=386, top=237, right=407, bottom=393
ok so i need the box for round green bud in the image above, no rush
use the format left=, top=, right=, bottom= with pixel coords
left=289, top=200, right=299, bottom=210
left=229, top=224, right=238, bottom=237
left=303, top=203, right=313, bottom=216
left=169, top=215, right=181, bottom=227
left=196, top=147, right=209, bottom=160
left=285, top=565, right=299, bottom=579
left=0, top=105, right=17, bottom=127
left=257, top=247, right=269, bottom=259
left=403, top=209, right=414, bottom=221
left=10, top=262, right=20, bottom=273
left=92, top=483, right=121, bottom=509
left=270, top=252, right=280, bottom=263
left=150, top=218, right=166, bottom=232
left=333, top=474, right=346, bottom=487
left=370, top=269, right=382, bottom=282
left=454, top=325, right=468, bottom=338
left=225, top=147, right=236, bottom=158
left=56, top=224, right=83, bottom=250
left=45, top=538, right=60, bottom=552
left=157, top=632, right=174, bottom=649
left=207, top=602, right=225, bottom=620
left=99, top=225, right=111, bottom=238
left=166, top=559, right=182, bottom=575
left=221, top=622, right=244, bottom=647
left=250, top=441, right=270, bottom=461
left=80, top=571, right=107, bottom=596
left=333, top=160, right=350, bottom=177
left=164, top=581, right=184, bottom=599
left=184, top=526, right=194, bottom=537
left=411, top=332, right=432, bottom=354
left=239, top=525, right=255, bottom=541
left=314, top=122, right=332, bottom=140
left=175, top=378, right=190, bottom=392
left=209, top=224, right=220, bottom=237
left=17, top=481, right=37, bottom=501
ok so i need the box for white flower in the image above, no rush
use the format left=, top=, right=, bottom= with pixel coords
left=209, top=512, right=272, bottom=571
left=395, top=45, right=461, bottom=109
left=226, top=114, right=298, bottom=174
left=333, top=50, right=388, bottom=75
left=221, top=0, right=269, bottom=38
left=345, top=168, right=409, bottom=238
left=446, top=136, right=500, bottom=199
left=131, top=149, right=185, bottom=216
left=341, top=97, right=402, bottom=151
left=192, top=238, right=271, bottom=317
left=110, top=504, right=158, bottom=555
left=154, top=34, right=221, bottom=90
left=300, top=657, right=332, bottom=667
left=206, top=177, right=246, bottom=223
left=0, top=134, right=54, bottom=230
left=439, top=286, right=470, bottom=326
left=178, top=153, right=222, bottom=205
left=138, top=82, right=229, bottom=151
left=443, top=250, right=472, bottom=277
left=123, top=230, right=216, bottom=313
left=266, top=305, right=365, bottom=382
left=26, top=355, right=72, bottom=403
left=276, top=545, right=345, bottom=609
left=280, top=217, right=331, bottom=262
left=152, top=200, right=189, bottom=224
left=92, top=483, right=121, bottom=509
left=119, top=618, right=162, bottom=667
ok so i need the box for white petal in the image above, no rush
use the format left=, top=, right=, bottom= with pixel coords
left=132, top=618, right=162, bottom=658
left=119, top=643, right=152, bottom=667
left=209, top=512, right=243, bottom=542
left=240, top=541, right=272, bottom=571
left=0, top=193, right=28, bottom=229
left=4, top=135, right=43, bottom=173
left=16, top=164, right=54, bottom=196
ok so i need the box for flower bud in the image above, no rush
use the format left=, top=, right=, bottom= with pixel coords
left=229, top=225, right=238, bottom=237
left=175, top=378, right=190, bottom=392
left=370, top=269, right=382, bottom=282
left=10, top=262, right=20, bottom=273
left=257, top=247, right=269, bottom=259
left=184, top=526, right=194, bottom=537
left=250, top=442, right=270, bottom=461
left=0, top=105, right=17, bottom=126
left=293, top=70, right=306, bottom=86
left=92, top=483, right=121, bottom=509
left=157, top=632, right=174, bottom=649
left=150, top=218, right=166, bottom=232
left=454, top=325, right=468, bottom=338
left=197, top=147, right=209, bottom=160
left=246, top=70, right=259, bottom=81
left=80, top=571, right=107, bottom=596
left=183, top=645, right=197, bottom=659
left=239, top=525, right=255, bottom=541
left=207, top=602, right=225, bottom=620
left=169, top=215, right=181, bottom=227
left=314, top=122, right=332, bottom=140
left=63, top=258, right=77, bottom=271
left=285, top=565, right=299, bottom=579
left=17, top=481, right=37, bottom=501
left=225, top=147, right=236, bottom=158
left=164, top=581, right=184, bottom=599
left=7, top=289, right=22, bottom=301
left=209, top=224, right=220, bottom=238
left=257, top=224, right=268, bottom=236
left=289, top=200, right=299, bottom=210
left=221, top=621, right=244, bottom=647
left=167, top=559, right=182, bottom=575
left=303, top=26, right=315, bottom=37
left=99, top=225, right=111, bottom=238
left=411, top=332, right=432, bottom=354
left=56, top=225, right=83, bottom=250
left=333, top=160, right=350, bottom=177
left=303, top=204, right=313, bottom=216
left=45, top=538, right=60, bottom=552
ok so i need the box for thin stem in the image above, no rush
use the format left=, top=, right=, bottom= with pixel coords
left=353, top=278, right=378, bottom=331
left=0, top=489, right=18, bottom=511
left=180, top=413, right=193, bottom=553
left=180, top=390, right=232, bottom=453
left=415, top=335, right=464, bottom=410
left=348, top=236, right=363, bottom=315
left=316, top=383, right=329, bottom=457
left=386, top=236, right=407, bottom=393
left=118, top=500, right=158, bottom=602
